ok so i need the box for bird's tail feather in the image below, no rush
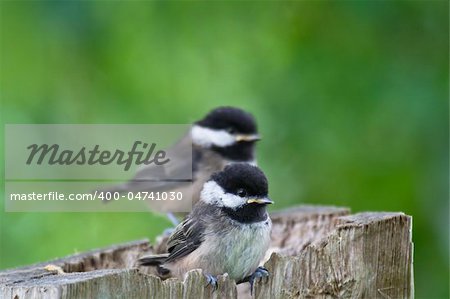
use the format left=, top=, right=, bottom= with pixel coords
left=139, top=253, right=170, bottom=266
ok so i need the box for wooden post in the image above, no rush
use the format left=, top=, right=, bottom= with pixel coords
left=0, top=206, right=413, bottom=299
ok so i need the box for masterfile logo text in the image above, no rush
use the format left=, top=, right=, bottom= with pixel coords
left=4, top=124, right=193, bottom=212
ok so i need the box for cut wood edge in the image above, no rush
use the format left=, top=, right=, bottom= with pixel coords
left=0, top=239, right=151, bottom=287
left=1, top=268, right=236, bottom=299
left=0, top=208, right=413, bottom=299
left=253, top=212, right=413, bottom=299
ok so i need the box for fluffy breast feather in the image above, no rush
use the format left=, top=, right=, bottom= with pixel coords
left=166, top=217, right=271, bottom=281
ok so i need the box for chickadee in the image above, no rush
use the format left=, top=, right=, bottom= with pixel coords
left=139, top=163, right=273, bottom=290
left=100, top=107, right=260, bottom=223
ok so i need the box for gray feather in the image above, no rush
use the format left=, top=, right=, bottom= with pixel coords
left=164, top=212, right=207, bottom=263
left=150, top=201, right=271, bottom=282
left=97, top=131, right=227, bottom=202
left=138, top=253, right=170, bottom=266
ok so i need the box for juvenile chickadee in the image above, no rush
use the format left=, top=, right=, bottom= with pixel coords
left=139, top=163, right=273, bottom=290
left=100, top=107, right=260, bottom=223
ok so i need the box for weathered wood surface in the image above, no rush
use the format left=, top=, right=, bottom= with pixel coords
left=0, top=206, right=413, bottom=299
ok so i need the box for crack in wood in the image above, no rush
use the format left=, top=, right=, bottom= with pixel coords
left=0, top=206, right=413, bottom=299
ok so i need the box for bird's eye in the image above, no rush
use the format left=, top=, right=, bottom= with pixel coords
left=226, top=127, right=236, bottom=134
left=237, top=188, right=247, bottom=197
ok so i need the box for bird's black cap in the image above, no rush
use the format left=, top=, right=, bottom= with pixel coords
left=196, top=107, right=258, bottom=135
left=211, top=163, right=268, bottom=198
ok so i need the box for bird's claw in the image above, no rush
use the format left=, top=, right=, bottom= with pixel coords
left=204, top=274, right=218, bottom=291
left=249, top=267, right=270, bottom=294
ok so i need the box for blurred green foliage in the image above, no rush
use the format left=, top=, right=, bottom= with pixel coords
left=0, top=1, right=448, bottom=297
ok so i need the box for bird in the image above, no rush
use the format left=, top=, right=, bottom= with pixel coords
left=138, top=163, right=273, bottom=291
left=98, top=107, right=260, bottom=224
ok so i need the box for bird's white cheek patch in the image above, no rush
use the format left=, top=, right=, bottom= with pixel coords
left=191, top=125, right=235, bottom=148
left=200, top=181, right=224, bottom=205
left=200, top=181, right=243, bottom=208
left=221, top=193, right=244, bottom=209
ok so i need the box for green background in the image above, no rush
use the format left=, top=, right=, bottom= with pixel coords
left=1, top=1, right=448, bottom=298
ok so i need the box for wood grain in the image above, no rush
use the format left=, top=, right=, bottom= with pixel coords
left=0, top=206, right=413, bottom=299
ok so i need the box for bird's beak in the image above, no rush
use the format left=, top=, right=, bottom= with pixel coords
left=246, top=198, right=274, bottom=205
left=235, top=134, right=261, bottom=142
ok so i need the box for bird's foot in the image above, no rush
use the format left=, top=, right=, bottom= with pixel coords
left=204, top=273, right=218, bottom=291
left=248, top=267, right=270, bottom=294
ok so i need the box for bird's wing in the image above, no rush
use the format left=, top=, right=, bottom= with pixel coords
left=164, top=216, right=206, bottom=263
left=133, top=131, right=193, bottom=181
left=99, top=131, right=196, bottom=193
